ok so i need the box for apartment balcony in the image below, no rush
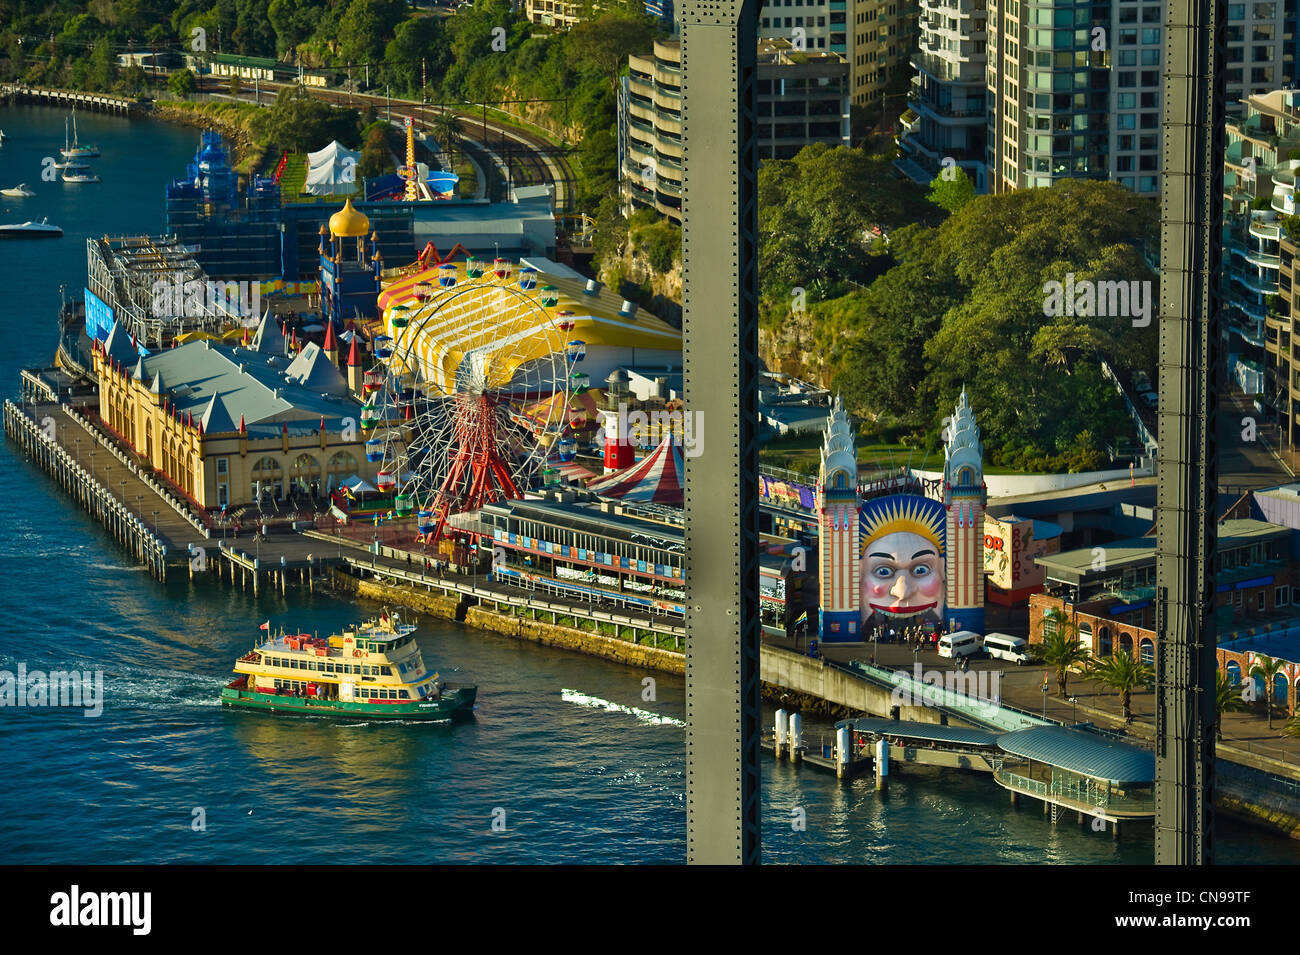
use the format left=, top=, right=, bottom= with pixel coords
left=911, top=96, right=986, bottom=124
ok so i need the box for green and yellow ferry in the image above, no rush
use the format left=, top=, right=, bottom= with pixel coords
left=220, top=613, right=477, bottom=720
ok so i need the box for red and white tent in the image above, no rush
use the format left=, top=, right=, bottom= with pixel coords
left=585, top=435, right=684, bottom=504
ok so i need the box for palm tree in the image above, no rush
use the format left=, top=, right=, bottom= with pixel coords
left=1087, top=651, right=1153, bottom=723
left=1248, top=654, right=1287, bottom=730
left=1215, top=668, right=1247, bottom=742
left=433, top=110, right=461, bottom=166
left=1030, top=609, right=1091, bottom=697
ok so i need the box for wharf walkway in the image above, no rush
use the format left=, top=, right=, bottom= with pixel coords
left=306, top=529, right=685, bottom=649
left=1, top=84, right=141, bottom=113
left=4, top=399, right=205, bottom=580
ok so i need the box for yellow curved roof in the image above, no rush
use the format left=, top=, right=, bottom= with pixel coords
left=329, top=198, right=371, bottom=238
left=376, top=260, right=681, bottom=396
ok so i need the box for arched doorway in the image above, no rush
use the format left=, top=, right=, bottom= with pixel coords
left=1139, top=638, right=1154, bottom=666
left=292, top=452, right=322, bottom=499
left=1098, top=625, right=1113, bottom=657
left=250, top=455, right=283, bottom=503
left=1078, top=621, right=1093, bottom=653
left=1275, top=673, right=1290, bottom=711
left=1120, top=632, right=1134, bottom=656
left=326, top=450, right=358, bottom=492
left=1226, top=660, right=1241, bottom=686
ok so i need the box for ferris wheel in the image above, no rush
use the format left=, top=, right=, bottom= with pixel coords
left=370, top=258, right=580, bottom=541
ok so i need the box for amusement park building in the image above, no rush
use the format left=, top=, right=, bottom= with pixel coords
left=164, top=130, right=556, bottom=282
left=1029, top=518, right=1298, bottom=662
left=91, top=319, right=376, bottom=510
left=619, top=37, right=850, bottom=221
left=452, top=494, right=816, bottom=629
left=376, top=255, right=682, bottom=392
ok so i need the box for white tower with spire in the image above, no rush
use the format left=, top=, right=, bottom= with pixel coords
left=943, top=389, right=987, bottom=633
left=817, top=396, right=860, bottom=641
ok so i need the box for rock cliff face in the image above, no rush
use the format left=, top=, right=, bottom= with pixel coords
left=598, top=246, right=682, bottom=327
left=759, top=307, right=834, bottom=386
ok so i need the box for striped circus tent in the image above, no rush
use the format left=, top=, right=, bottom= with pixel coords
left=585, top=435, right=684, bottom=504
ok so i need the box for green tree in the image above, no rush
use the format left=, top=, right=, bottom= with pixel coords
left=229, top=75, right=243, bottom=96
left=1215, top=668, right=1248, bottom=742
left=358, top=121, right=393, bottom=178
left=432, top=110, right=461, bottom=164
left=1030, top=609, right=1091, bottom=697
left=264, top=83, right=361, bottom=151
left=927, top=166, right=976, bottom=214
left=87, top=38, right=118, bottom=92
left=169, top=67, right=199, bottom=97
left=566, top=11, right=655, bottom=92
left=1249, top=654, right=1287, bottom=730
left=1087, top=651, right=1152, bottom=723
left=268, top=0, right=326, bottom=56
left=337, top=0, right=407, bottom=68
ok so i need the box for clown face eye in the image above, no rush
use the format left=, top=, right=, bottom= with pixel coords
left=872, top=566, right=894, bottom=579
left=912, top=565, right=930, bottom=577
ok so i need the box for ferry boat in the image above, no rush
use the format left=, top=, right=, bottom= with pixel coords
left=220, top=613, right=477, bottom=720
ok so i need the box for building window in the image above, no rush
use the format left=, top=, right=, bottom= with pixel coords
left=1277, top=585, right=1291, bottom=607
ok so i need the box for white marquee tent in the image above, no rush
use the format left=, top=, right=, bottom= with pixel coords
left=304, top=140, right=362, bottom=196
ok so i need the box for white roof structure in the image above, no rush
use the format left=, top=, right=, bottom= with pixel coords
left=304, top=141, right=362, bottom=197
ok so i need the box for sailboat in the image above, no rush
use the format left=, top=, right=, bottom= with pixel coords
left=59, top=112, right=99, bottom=160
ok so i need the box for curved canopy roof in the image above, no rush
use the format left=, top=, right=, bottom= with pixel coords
left=997, top=725, right=1155, bottom=782
left=838, top=717, right=1002, bottom=748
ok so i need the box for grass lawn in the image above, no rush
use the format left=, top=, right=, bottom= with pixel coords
left=760, top=431, right=1029, bottom=478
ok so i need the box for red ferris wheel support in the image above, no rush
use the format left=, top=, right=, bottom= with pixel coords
left=427, top=393, right=523, bottom=542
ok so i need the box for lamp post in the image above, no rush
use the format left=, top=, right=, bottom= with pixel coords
left=1069, top=695, right=1078, bottom=724
left=153, top=510, right=158, bottom=537
left=1042, top=684, right=1048, bottom=719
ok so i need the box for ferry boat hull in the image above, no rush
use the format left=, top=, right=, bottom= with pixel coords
left=220, top=678, right=477, bottom=720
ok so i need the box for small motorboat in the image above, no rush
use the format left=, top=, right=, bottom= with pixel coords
left=1, top=183, right=35, bottom=197
left=0, top=217, right=63, bottom=238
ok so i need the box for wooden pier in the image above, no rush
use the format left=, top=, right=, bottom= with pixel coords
left=4, top=399, right=195, bottom=580
left=1, top=84, right=141, bottom=114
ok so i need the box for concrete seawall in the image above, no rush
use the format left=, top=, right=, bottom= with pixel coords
left=333, top=570, right=685, bottom=675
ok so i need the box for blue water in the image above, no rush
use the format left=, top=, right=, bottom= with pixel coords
left=1, top=104, right=1297, bottom=864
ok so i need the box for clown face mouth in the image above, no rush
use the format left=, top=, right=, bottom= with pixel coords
left=870, top=602, right=937, bottom=617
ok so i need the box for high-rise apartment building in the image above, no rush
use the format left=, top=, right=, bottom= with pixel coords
left=619, top=37, right=850, bottom=221
left=902, top=0, right=1296, bottom=193
left=896, top=0, right=989, bottom=188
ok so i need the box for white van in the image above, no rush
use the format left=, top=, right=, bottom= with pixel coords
left=983, top=632, right=1031, bottom=665
left=938, top=630, right=982, bottom=659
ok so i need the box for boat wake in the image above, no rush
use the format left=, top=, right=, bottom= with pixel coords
left=560, top=689, right=684, bottom=727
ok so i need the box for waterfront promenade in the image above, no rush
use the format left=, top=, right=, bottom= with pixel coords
left=777, top=634, right=1300, bottom=781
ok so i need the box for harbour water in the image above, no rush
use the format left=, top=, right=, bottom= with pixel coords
left=1, top=103, right=1298, bottom=864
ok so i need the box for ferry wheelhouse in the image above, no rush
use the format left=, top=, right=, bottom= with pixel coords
left=220, top=614, right=476, bottom=720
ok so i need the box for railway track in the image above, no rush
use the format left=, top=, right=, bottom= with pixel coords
left=196, top=78, right=575, bottom=213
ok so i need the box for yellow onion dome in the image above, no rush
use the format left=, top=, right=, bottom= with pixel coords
left=329, top=197, right=371, bottom=238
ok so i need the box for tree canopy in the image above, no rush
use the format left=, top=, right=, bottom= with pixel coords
left=824, top=180, right=1159, bottom=467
